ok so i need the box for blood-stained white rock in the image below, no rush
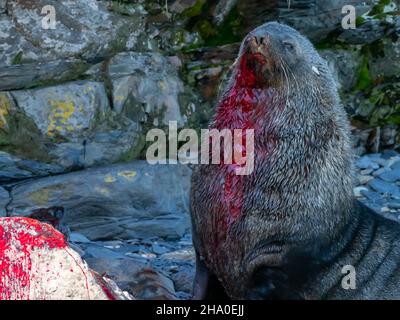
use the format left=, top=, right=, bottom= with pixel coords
left=0, top=217, right=131, bottom=300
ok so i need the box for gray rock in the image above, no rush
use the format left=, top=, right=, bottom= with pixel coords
left=237, top=0, right=372, bottom=43
left=11, top=81, right=109, bottom=139
left=320, top=48, right=361, bottom=92
left=370, top=37, right=400, bottom=80
left=84, top=244, right=127, bottom=260
left=368, top=153, right=383, bottom=160
left=0, top=151, right=64, bottom=183
left=387, top=202, right=400, bottom=210
left=382, top=150, right=399, bottom=159
left=0, top=0, right=144, bottom=67
left=369, top=178, right=400, bottom=197
left=354, top=186, right=368, bottom=198
left=372, top=157, right=392, bottom=168
left=121, top=215, right=189, bottom=240
left=378, top=168, right=400, bottom=182
left=338, top=19, right=386, bottom=44
left=355, top=156, right=380, bottom=170
left=0, top=187, right=9, bottom=216
left=152, top=243, right=171, bottom=255
left=358, top=174, right=374, bottom=185
left=160, top=248, right=195, bottom=262
left=391, top=161, right=400, bottom=170
left=69, top=232, right=91, bottom=244
left=0, top=59, right=89, bottom=91
left=0, top=0, right=5, bottom=14
left=373, top=167, right=390, bottom=177
left=360, top=189, right=383, bottom=202
left=85, top=257, right=177, bottom=299
left=360, top=168, right=373, bottom=175
left=108, top=52, right=187, bottom=127
left=8, top=161, right=192, bottom=240
left=7, top=81, right=141, bottom=169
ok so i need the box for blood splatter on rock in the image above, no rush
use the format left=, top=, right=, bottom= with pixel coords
left=0, top=217, right=129, bottom=300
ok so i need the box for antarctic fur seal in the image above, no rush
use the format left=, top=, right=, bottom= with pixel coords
left=190, top=22, right=400, bottom=300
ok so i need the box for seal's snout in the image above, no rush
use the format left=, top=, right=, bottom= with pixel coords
left=248, top=34, right=270, bottom=54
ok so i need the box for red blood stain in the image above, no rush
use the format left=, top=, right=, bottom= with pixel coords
left=211, top=52, right=276, bottom=230
left=92, top=272, right=117, bottom=300
left=0, top=217, right=92, bottom=300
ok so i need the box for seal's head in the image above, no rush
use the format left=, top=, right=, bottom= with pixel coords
left=237, top=22, right=335, bottom=95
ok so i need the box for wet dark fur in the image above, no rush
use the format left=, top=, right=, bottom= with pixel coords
left=190, top=22, right=400, bottom=300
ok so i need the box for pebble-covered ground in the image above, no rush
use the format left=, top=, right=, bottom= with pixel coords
left=68, top=150, right=400, bottom=300
left=354, top=150, right=400, bottom=222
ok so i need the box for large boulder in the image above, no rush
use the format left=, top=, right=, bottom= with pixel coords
left=320, top=48, right=362, bottom=92
left=0, top=0, right=144, bottom=90
left=7, top=162, right=192, bottom=241
left=0, top=217, right=131, bottom=300
left=1, top=81, right=142, bottom=170
left=235, top=0, right=373, bottom=42
left=0, top=151, right=64, bottom=183
left=107, top=52, right=188, bottom=127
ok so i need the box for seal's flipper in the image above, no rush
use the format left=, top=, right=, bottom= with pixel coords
left=192, top=254, right=230, bottom=300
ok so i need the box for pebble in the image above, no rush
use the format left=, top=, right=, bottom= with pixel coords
left=355, top=157, right=379, bottom=170
left=372, top=167, right=390, bottom=177
left=360, top=168, right=373, bottom=175
left=369, top=178, right=400, bottom=196
left=69, top=232, right=91, bottom=244
left=379, top=168, right=400, bottom=182
left=360, top=189, right=382, bottom=202
left=152, top=243, right=170, bottom=255
left=354, top=186, right=368, bottom=197
left=387, top=202, right=400, bottom=209
left=382, top=150, right=399, bottom=159
left=372, top=158, right=391, bottom=167
left=391, top=161, right=400, bottom=170
left=357, top=174, right=374, bottom=185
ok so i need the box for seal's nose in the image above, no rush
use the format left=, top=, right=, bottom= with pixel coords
left=251, top=34, right=270, bottom=48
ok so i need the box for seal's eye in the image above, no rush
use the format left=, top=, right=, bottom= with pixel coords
left=283, top=41, right=295, bottom=51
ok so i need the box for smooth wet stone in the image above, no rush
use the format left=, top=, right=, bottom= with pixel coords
left=8, top=161, right=192, bottom=241
left=360, top=189, right=383, bottom=202
left=379, top=168, right=400, bottom=183
left=354, top=186, right=368, bottom=198
left=85, top=257, right=177, bottom=299
left=0, top=151, right=65, bottom=183
left=387, top=202, right=400, bottom=210
left=372, top=157, right=392, bottom=167
left=382, top=150, right=399, bottom=159
left=369, top=178, right=400, bottom=197
left=152, top=243, right=171, bottom=255
left=391, top=161, right=400, bottom=170
left=355, top=157, right=380, bottom=170
left=108, top=52, right=188, bottom=127
left=84, top=244, right=128, bottom=260
left=69, top=232, right=91, bottom=244
left=360, top=168, right=373, bottom=175
left=357, top=174, right=374, bottom=185
left=373, top=167, right=390, bottom=177
left=0, top=187, right=9, bottom=216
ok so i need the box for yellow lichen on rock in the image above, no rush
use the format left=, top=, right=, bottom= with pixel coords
left=0, top=94, right=11, bottom=129
left=104, top=174, right=116, bottom=183
left=117, top=170, right=137, bottom=180
left=47, top=100, right=75, bottom=137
